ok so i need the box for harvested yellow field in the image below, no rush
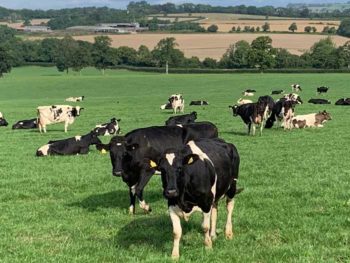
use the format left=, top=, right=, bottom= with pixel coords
left=66, top=33, right=349, bottom=60
left=0, top=19, right=50, bottom=30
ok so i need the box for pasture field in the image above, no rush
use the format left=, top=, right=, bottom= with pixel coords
left=0, top=66, right=350, bottom=262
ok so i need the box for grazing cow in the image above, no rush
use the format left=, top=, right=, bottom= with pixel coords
left=151, top=138, right=240, bottom=259
left=94, top=118, right=121, bottom=136
left=271, top=90, right=284, bottom=95
left=335, top=98, right=350, bottom=105
left=12, top=118, right=37, bottom=129
left=237, top=98, right=253, bottom=105
left=189, top=100, right=209, bottom=106
left=283, top=93, right=303, bottom=104
left=106, top=123, right=218, bottom=214
left=242, top=92, right=254, bottom=97
left=292, top=110, right=332, bottom=128
left=291, top=84, right=302, bottom=92
left=165, top=111, right=197, bottom=126
left=317, top=86, right=329, bottom=95
left=160, top=102, right=173, bottom=110
left=265, top=99, right=297, bottom=129
left=36, top=131, right=101, bottom=156
left=244, top=89, right=256, bottom=93
left=65, top=96, right=84, bottom=102
left=308, top=99, right=331, bottom=104
left=168, top=94, right=185, bottom=114
left=0, top=112, right=8, bottom=127
left=37, top=105, right=83, bottom=133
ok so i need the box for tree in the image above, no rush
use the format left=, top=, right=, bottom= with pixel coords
left=289, top=22, right=297, bottom=33
left=202, top=57, right=217, bottom=68
left=243, top=26, right=250, bottom=32
left=322, top=26, right=330, bottom=33
left=304, top=26, right=312, bottom=33
left=207, top=24, right=218, bottom=33
left=0, top=46, right=12, bottom=77
left=236, top=26, right=241, bottom=32
left=137, top=45, right=154, bottom=66
left=337, top=18, right=350, bottom=37
left=338, top=41, right=350, bottom=68
left=256, top=26, right=260, bottom=32
left=219, top=40, right=251, bottom=69
left=248, top=36, right=276, bottom=70
left=312, top=27, right=317, bottom=33
left=71, top=41, right=93, bottom=74
left=152, top=37, right=184, bottom=74
left=231, top=26, right=236, bottom=32
left=22, top=18, right=31, bottom=27
left=262, top=22, right=270, bottom=32
left=309, top=37, right=339, bottom=68
left=54, top=36, right=78, bottom=74
left=92, top=36, right=112, bottom=75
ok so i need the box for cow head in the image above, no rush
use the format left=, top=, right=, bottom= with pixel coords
left=88, top=130, right=102, bottom=145
left=229, top=105, right=239, bottom=116
left=154, top=149, right=200, bottom=199
left=0, top=118, right=8, bottom=127
left=109, top=136, right=128, bottom=177
left=318, top=110, right=332, bottom=121
left=190, top=111, right=197, bottom=119
left=71, top=106, right=84, bottom=117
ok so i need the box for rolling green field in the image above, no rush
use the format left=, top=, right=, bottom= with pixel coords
left=0, top=67, right=349, bottom=262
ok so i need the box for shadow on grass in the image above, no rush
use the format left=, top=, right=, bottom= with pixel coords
left=221, top=130, right=248, bottom=136
left=68, top=189, right=163, bottom=212
left=114, top=215, right=172, bottom=252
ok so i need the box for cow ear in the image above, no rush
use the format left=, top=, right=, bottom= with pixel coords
left=183, top=154, right=199, bottom=165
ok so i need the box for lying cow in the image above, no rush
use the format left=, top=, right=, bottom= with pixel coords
left=169, top=94, right=185, bottom=114
left=308, top=99, right=331, bottom=104
left=317, top=86, right=329, bottom=95
left=160, top=102, right=173, bottom=110
left=37, top=105, right=83, bottom=133
left=271, top=90, right=284, bottom=95
left=244, top=89, right=256, bottom=93
left=292, top=110, right=332, bottom=128
left=106, top=122, right=218, bottom=214
left=189, top=100, right=209, bottom=106
left=242, top=92, right=254, bottom=97
left=152, top=138, right=240, bottom=259
left=291, top=84, right=302, bottom=92
left=335, top=98, right=350, bottom=105
left=0, top=112, right=8, bottom=127
left=165, top=111, right=197, bottom=126
left=94, top=118, right=121, bottom=136
left=36, top=131, right=101, bottom=156
left=237, top=98, right=253, bottom=105
left=65, top=96, right=84, bottom=102
left=12, top=118, right=38, bottom=129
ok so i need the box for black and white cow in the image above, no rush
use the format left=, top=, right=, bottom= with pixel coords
left=308, top=99, right=331, bottom=104
left=165, top=111, right=197, bottom=126
left=12, top=118, right=38, bottom=129
left=265, top=98, right=298, bottom=129
left=189, top=100, right=209, bottom=106
left=0, top=112, right=8, bottom=127
left=37, top=105, right=83, bottom=133
left=283, top=93, right=303, bottom=104
left=106, top=123, right=218, bottom=214
left=65, top=96, right=84, bottom=102
left=335, top=98, right=350, bottom=105
left=152, top=138, right=240, bottom=259
left=291, top=84, right=302, bottom=92
left=94, top=118, right=121, bottom=136
left=244, top=89, right=256, bottom=93
left=36, top=131, right=101, bottom=156
left=317, top=86, right=329, bottom=95
left=160, top=102, right=173, bottom=110
left=271, top=90, right=284, bottom=95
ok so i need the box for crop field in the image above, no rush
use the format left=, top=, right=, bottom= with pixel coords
left=0, top=67, right=349, bottom=262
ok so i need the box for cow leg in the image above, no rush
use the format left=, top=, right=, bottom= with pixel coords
left=169, top=205, right=182, bottom=259
left=225, top=198, right=235, bottom=240
left=210, top=202, right=218, bottom=240
left=137, top=189, right=151, bottom=213
left=129, top=185, right=136, bottom=214
left=252, top=123, right=256, bottom=136
left=247, top=123, right=251, bottom=135
left=64, top=122, right=68, bottom=133
left=202, top=210, right=212, bottom=248
left=135, top=170, right=153, bottom=213
left=43, top=125, right=47, bottom=133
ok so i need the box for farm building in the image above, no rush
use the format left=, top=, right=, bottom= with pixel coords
left=66, top=26, right=125, bottom=33
left=22, top=26, right=52, bottom=32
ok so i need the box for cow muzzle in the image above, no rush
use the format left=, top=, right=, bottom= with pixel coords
left=113, top=170, right=122, bottom=177
left=165, top=189, right=178, bottom=198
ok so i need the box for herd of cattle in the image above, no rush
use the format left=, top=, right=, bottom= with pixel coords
left=0, top=86, right=348, bottom=259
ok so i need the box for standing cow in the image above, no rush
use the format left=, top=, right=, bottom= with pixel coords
left=0, top=112, right=8, bottom=127
left=169, top=94, right=185, bottom=114
left=37, top=105, right=83, bottom=133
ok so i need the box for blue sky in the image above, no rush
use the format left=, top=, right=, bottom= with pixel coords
left=0, top=0, right=348, bottom=10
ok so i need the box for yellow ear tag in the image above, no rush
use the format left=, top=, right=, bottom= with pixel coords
left=187, top=157, right=194, bottom=164
left=101, top=149, right=107, bottom=154
left=150, top=160, right=157, bottom=168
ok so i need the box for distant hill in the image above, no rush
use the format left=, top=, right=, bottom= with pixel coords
left=288, top=1, right=350, bottom=12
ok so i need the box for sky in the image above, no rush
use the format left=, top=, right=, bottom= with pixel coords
left=0, top=0, right=348, bottom=10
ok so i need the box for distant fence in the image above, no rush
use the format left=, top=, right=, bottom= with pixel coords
left=22, top=62, right=350, bottom=74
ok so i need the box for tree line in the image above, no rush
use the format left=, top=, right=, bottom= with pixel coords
left=1, top=25, right=350, bottom=77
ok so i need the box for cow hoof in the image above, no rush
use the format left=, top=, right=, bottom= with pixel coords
left=225, top=231, right=234, bottom=240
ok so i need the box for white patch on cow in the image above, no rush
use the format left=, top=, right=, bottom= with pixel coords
left=116, top=143, right=122, bottom=146
left=131, top=185, right=136, bottom=195
left=169, top=205, right=182, bottom=259
left=129, top=205, right=135, bottom=215
left=103, top=130, right=110, bottom=136
left=38, top=144, right=50, bottom=156
left=292, top=113, right=317, bottom=128
left=211, top=174, right=217, bottom=197
left=75, top=136, right=81, bottom=141
left=176, top=124, right=183, bottom=128
left=187, top=141, right=211, bottom=162
left=166, top=153, right=176, bottom=165
left=202, top=211, right=212, bottom=248
left=139, top=200, right=150, bottom=211
left=225, top=199, right=235, bottom=239
left=19, top=122, right=23, bottom=125
left=0, top=112, right=3, bottom=118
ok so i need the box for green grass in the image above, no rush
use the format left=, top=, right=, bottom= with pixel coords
left=0, top=66, right=350, bottom=262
